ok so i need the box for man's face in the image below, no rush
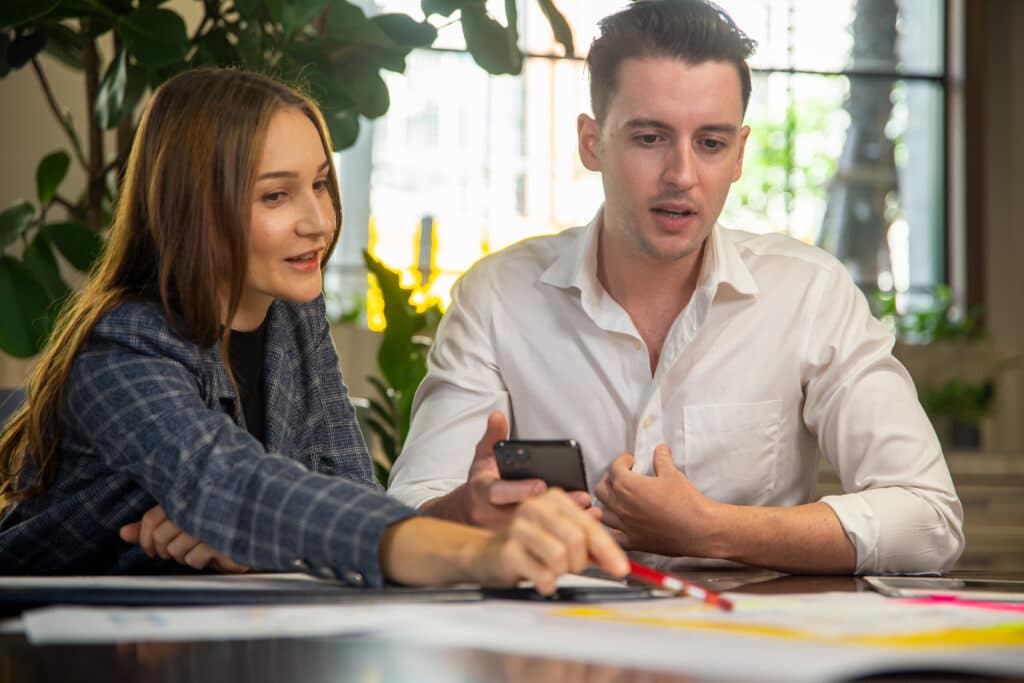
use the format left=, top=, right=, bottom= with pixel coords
left=578, top=57, right=749, bottom=266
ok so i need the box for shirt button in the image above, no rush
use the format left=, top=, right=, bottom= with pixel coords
left=641, top=417, right=652, bottom=429
left=291, top=558, right=311, bottom=572
left=317, top=566, right=338, bottom=580
left=633, top=340, right=643, bottom=350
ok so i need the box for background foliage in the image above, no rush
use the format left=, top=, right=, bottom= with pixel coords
left=0, top=0, right=572, bottom=358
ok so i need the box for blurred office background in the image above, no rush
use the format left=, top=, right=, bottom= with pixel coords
left=1, top=0, right=1021, bottom=451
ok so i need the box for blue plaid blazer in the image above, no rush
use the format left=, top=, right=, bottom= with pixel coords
left=0, top=295, right=415, bottom=585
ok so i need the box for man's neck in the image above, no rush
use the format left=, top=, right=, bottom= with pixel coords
left=596, top=228, right=707, bottom=374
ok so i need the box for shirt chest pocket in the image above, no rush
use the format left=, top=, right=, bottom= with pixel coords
left=681, top=400, right=782, bottom=506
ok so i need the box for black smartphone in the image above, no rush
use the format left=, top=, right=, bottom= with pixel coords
left=493, top=439, right=588, bottom=491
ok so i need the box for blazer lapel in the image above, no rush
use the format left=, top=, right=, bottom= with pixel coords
left=262, top=301, right=296, bottom=453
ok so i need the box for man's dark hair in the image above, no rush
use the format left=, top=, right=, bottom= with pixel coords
left=586, top=0, right=757, bottom=122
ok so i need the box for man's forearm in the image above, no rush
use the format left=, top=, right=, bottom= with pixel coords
left=418, top=486, right=470, bottom=525
left=702, top=501, right=856, bottom=574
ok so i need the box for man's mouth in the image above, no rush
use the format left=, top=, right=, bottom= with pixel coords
left=652, top=208, right=696, bottom=218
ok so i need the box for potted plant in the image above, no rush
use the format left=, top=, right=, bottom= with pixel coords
left=0, top=0, right=573, bottom=359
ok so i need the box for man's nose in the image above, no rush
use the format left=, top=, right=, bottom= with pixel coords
left=662, top=142, right=698, bottom=190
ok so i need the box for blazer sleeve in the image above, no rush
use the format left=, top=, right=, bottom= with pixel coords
left=65, top=323, right=416, bottom=587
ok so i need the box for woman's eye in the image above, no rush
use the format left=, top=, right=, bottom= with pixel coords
left=313, top=179, right=329, bottom=192
left=262, top=191, right=286, bottom=203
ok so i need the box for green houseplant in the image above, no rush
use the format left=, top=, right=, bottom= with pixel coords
left=0, top=0, right=572, bottom=358
left=877, top=286, right=1014, bottom=447
left=360, top=249, right=441, bottom=483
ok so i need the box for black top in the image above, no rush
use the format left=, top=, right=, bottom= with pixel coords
left=228, top=321, right=267, bottom=446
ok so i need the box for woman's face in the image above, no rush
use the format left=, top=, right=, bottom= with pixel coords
left=234, top=107, right=336, bottom=330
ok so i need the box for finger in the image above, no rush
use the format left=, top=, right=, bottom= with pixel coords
left=472, top=411, right=509, bottom=465
left=139, top=506, right=167, bottom=558
left=567, top=491, right=591, bottom=508
left=527, top=491, right=628, bottom=577
left=652, top=444, right=676, bottom=477
left=183, top=544, right=216, bottom=571
left=151, top=520, right=184, bottom=560
left=506, top=513, right=574, bottom=578
left=600, top=508, right=624, bottom=531
left=500, top=538, right=557, bottom=595
left=211, top=554, right=251, bottom=574
left=488, top=479, right=545, bottom=506
left=119, top=522, right=141, bottom=544
left=609, top=453, right=635, bottom=475
left=586, top=506, right=603, bottom=522
left=515, top=497, right=590, bottom=574
left=166, top=532, right=202, bottom=564
left=608, top=528, right=631, bottom=550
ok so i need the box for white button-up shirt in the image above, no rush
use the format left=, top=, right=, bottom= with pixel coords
left=389, top=213, right=964, bottom=574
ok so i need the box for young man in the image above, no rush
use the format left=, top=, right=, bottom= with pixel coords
left=388, top=0, right=963, bottom=575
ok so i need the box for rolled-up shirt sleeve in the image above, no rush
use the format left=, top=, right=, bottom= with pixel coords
left=801, top=264, right=965, bottom=574
left=388, top=267, right=511, bottom=509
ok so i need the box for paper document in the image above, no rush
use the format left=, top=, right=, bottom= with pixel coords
left=23, top=603, right=429, bottom=644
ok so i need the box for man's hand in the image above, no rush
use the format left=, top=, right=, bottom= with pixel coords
left=422, top=412, right=593, bottom=529
left=119, top=505, right=250, bottom=573
left=595, top=444, right=717, bottom=557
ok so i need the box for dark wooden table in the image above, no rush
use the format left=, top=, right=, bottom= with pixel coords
left=2, top=570, right=1021, bottom=683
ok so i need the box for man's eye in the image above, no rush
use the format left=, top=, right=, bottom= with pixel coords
left=638, top=134, right=661, bottom=145
left=700, top=139, right=725, bottom=151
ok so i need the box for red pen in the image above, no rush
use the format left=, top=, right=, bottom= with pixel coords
left=628, top=561, right=734, bottom=612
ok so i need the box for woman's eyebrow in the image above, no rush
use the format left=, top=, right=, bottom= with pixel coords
left=256, top=159, right=330, bottom=181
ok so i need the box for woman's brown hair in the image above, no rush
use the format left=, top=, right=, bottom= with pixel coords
left=0, top=69, right=342, bottom=505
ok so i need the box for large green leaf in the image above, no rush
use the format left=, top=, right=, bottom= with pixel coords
left=118, top=7, right=188, bottom=69
left=281, top=0, right=327, bottom=35
left=0, top=256, right=52, bottom=358
left=39, top=21, right=85, bottom=70
left=0, top=0, right=60, bottom=30
left=327, top=0, right=393, bottom=47
left=195, top=27, right=238, bottom=66
left=371, top=14, right=437, bottom=48
left=7, top=31, right=47, bottom=69
left=345, top=63, right=389, bottom=118
left=0, top=200, right=36, bottom=250
left=42, top=221, right=105, bottom=271
left=461, top=5, right=520, bottom=75
left=536, top=0, right=573, bottom=57
left=325, top=107, right=360, bottom=151
left=22, top=232, right=70, bottom=301
left=36, top=151, right=70, bottom=205
left=94, top=48, right=145, bottom=129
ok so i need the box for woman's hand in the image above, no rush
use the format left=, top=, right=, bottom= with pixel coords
left=119, top=505, right=250, bottom=573
left=380, top=489, right=628, bottom=594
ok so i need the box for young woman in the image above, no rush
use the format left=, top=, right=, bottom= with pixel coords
left=0, top=69, right=626, bottom=591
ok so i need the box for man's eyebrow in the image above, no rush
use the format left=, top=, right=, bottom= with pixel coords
left=624, top=119, right=739, bottom=136
left=624, top=118, right=674, bottom=132
left=256, top=159, right=330, bottom=181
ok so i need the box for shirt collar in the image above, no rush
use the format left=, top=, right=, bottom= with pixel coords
left=539, top=206, right=760, bottom=300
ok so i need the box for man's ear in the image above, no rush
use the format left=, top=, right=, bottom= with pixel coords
left=732, top=124, right=751, bottom=182
left=578, top=113, right=602, bottom=172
